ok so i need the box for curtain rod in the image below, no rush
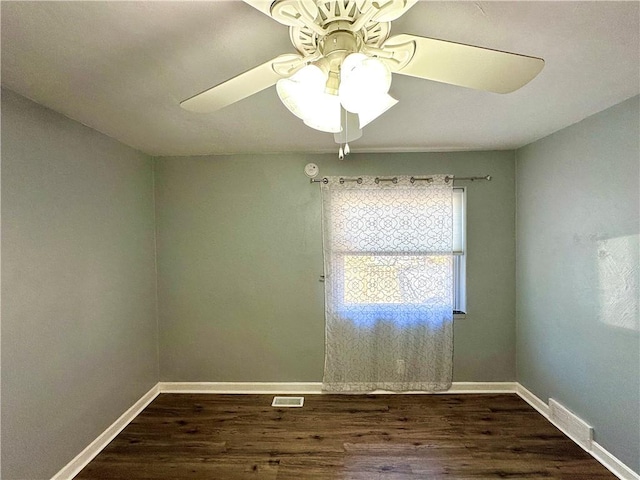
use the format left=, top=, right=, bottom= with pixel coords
left=310, top=175, right=492, bottom=184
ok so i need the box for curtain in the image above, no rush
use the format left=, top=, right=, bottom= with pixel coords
left=321, top=175, right=454, bottom=392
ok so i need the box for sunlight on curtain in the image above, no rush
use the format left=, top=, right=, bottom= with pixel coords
left=321, top=175, right=454, bottom=392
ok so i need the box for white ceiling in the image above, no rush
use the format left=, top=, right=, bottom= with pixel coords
left=1, top=1, right=638, bottom=157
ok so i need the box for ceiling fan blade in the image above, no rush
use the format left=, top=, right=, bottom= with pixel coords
left=373, top=0, right=419, bottom=22
left=181, top=54, right=304, bottom=113
left=243, top=0, right=320, bottom=29
left=241, top=0, right=275, bottom=17
left=383, top=34, right=544, bottom=94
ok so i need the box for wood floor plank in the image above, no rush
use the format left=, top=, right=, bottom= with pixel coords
left=75, top=393, right=616, bottom=479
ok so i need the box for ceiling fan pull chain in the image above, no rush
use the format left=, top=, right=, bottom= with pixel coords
left=343, top=107, right=349, bottom=157
left=338, top=145, right=345, bottom=160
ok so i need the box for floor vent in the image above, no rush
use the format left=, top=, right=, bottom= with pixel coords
left=272, top=396, right=304, bottom=407
left=549, top=398, right=593, bottom=450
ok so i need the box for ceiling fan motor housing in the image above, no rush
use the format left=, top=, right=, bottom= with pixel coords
left=274, top=0, right=391, bottom=57
left=269, top=0, right=398, bottom=97
left=317, top=27, right=361, bottom=93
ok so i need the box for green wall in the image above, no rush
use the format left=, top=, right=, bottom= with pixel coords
left=1, top=89, right=159, bottom=479
left=516, top=95, right=639, bottom=473
left=155, top=151, right=517, bottom=382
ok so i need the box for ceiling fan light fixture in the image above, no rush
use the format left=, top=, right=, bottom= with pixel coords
left=341, top=53, right=391, bottom=94
left=183, top=0, right=545, bottom=149
left=276, top=64, right=327, bottom=120
left=302, top=92, right=342, bottom=133
left=339, top=53, right=392, bottom=114
left=357, top=92, right=398, bottom=128
left=277, top=63, right=342, bottom=133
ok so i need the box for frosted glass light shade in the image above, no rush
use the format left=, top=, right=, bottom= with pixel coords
left=339, top=53, right=392, bottom=114
left=276, top=54, right=396, bottom=135
left=357, top=93, right=398, bottom=128
left=276, top=65, right=326, bottom=120
left=341, top=53, right=391, bottom=93
left=340, top=53, right=368, bottom=79
left=277, top=64, right=341, bottom=133
left=302, top=93, right=341, bottom=133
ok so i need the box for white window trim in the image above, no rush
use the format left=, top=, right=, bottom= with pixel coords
left=453, top=186, right=467, bottom=318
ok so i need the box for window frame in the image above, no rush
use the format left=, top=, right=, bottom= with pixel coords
left=453, top=186, right=467, bottom=317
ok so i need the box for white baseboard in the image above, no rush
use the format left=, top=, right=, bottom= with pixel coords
left=515, top=384, right=639, bottom=480
left=548, top=398, right=593, bottom=451
left=591, top=441, right=640, bottom=480
left=158, top=381, right=517, bottom=395
left=447, top=381, right=517, bottom=393
left=51, top=381, right=638, bottom=480
left=50, top=384, right=159, bottom=480
left=516, top=382, right=550, bottom=418
left=158, top=381, right=324, bottom=394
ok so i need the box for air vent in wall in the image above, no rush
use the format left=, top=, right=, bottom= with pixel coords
left=272, top=396, right=304, bottom=407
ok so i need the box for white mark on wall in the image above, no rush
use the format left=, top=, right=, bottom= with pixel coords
left=598, top=234, right=639, bottom=331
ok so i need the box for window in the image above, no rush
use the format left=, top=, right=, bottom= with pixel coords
left=332, top=184, right=466, bottom=318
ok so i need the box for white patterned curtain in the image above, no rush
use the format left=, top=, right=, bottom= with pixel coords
left=321, top=175, right=454, bottom=392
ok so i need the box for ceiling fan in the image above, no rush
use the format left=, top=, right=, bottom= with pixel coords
left=181, top=0, right=544, bottom=156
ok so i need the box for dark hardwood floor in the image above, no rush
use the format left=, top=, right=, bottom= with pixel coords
left=76, top=393, right=615, bottom=479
